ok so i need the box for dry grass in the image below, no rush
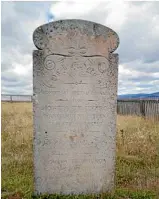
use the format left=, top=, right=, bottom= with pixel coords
left=1, top=102, right=33, bottom=198
left=116, top=116, right=159, bottom=192
left=1, top=102, right=159, bottom=198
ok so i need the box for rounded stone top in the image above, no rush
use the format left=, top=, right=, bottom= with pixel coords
left=33, top=19, right=119, bottom=53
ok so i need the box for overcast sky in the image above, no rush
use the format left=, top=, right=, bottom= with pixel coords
left=1, top=1, right=159, bottom=95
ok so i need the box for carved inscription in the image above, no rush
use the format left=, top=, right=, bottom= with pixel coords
left=34, top=50, right=115, bottom=156
left=33, top=19, right=119, bottom=194
left=35, top=52, right=110, bottom=87
left=33, top=51, right=117, bottom=193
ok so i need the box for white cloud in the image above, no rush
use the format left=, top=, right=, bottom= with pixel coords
left=49, top=2, right=100, bottom=19
left=104, top=1, right=129, bottom=30
left=13, top=62, right=32, bottom=76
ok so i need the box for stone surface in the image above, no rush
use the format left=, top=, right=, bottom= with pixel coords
left=33, top=19, right=119, bottom=195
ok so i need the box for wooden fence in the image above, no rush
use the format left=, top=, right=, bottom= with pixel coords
left=1, top=94, right=159, bottom=120
left=117, top=99, right=159, bottom=120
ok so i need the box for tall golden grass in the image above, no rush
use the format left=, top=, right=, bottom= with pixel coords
left=1, top=102, right=159, bottom=198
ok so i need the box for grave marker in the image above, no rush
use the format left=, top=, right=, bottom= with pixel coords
left=33, top=19, right=119, bottom=195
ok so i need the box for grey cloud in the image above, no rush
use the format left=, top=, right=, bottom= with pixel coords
left=1, top=76, right=18, bottom=83
left=127, top=76, right=159, bottom=82
left=122, top=60, right=159, bottom=73
left=1, top=1, right=52, bottom=94
left=2, top=85, right=32, bottom=95
left=117, top=2, right=159, bottom=65
left=1, top=62, right=12, bottom=72
left=118, top=80, right=159, bottom=94
left=1, top=70, right=32, bottom=94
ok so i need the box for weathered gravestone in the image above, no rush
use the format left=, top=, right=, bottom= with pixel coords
left=33, top=19, right=119, bottom=195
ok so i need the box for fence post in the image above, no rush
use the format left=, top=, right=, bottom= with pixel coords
left=140, top=100, right=145, bottom=117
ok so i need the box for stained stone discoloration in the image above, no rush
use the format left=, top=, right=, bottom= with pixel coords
left=33, top=19, right=119, bottom=195
left=33, top=19, right=119, bottom=57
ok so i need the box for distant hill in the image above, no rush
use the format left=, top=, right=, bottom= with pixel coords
left=118, top=92, right=159, bottom=99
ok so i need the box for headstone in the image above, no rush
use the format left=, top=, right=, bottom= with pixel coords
left=33, top=19, right=119, bottom=195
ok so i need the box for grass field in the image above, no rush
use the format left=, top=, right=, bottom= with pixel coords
left=1, top=102, right=159, bottom=199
